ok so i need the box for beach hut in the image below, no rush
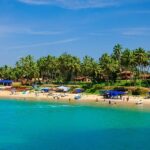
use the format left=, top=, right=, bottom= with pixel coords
left=103, top=90, right=125, bottom=99
left=0, top=80, right=13, bottom=86
left=120, top=71, right=133, bottom=80
left=74, top=76, right=91, bottom=82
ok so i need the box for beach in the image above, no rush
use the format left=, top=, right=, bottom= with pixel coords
left=0, top=90, right=150, bottom=108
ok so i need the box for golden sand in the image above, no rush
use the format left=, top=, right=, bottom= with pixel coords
left=0, top=90, right=150, bottom=109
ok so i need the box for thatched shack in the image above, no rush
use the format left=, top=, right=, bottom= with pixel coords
left=74, top=76, right=91, bottom=82
left=120, top=71, right=133, bottom=80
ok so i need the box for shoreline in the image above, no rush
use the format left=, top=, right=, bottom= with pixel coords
left=0, top=91, right=150, bottom=109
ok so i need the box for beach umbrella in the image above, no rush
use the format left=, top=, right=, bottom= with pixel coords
left=74, top=88, right=84, bottom=93
left=41, top=87, right=49, bottom=93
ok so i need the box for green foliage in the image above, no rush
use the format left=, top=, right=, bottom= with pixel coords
left=131, top=88, right=149, bottom=96
left=12, top=82, right=22, bottom=88
left=113, top=86, right=127, bottom=92
left=0, top=44, right=149, bottom=89
left=16, top=55, right=39, bottom=79
left=85, top=84, right=104, bottom=94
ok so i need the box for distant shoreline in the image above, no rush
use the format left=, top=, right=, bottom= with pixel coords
left=0, top=91, right=150, bottom=109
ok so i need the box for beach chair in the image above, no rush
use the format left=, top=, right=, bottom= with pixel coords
left=53, top=94, right=60, bottom=99
left=74, top=94, right=81, bottom=100
left=136, top=100, right=143, bottom=105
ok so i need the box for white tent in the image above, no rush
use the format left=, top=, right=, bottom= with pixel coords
left=57, top=86, right=70, bottom=92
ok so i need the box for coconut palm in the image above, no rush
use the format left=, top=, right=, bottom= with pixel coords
left=58, top=53, right=81, bottom=82
left=16, top=55, right=39, bottom=80
left=81, top=56, right=101, bottom=82
left=121, top=48, right=134, bottom=71
left=99, top=53, right=119, bottom=83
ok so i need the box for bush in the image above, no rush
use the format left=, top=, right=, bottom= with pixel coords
left=81, top=84, right=93, bottom=90
left=12, top=82, right=22, bottom=88
left=141, top=79, right=150, bottom=87
left=131, top=88, right=149, bottom=95
left=83, top=84, right=104, bottom=94
left=113, top=87, right=128, bottom=92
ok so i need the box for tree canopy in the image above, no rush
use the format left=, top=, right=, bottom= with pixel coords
left=0, top=44, right=149, bottom=84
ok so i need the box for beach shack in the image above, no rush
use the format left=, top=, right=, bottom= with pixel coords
left=0, top=80, right=13, bottom=86
left=120, top=71, right=133, bottom=80
left=74, top=76, right=91, bottom=82
left=103, top=90, right=125, bottom=99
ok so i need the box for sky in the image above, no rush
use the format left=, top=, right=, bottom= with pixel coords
left=0, top=0, right=150, bottom=65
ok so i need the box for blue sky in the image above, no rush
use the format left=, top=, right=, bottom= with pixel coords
left=0, top=0, right=150, bottom=65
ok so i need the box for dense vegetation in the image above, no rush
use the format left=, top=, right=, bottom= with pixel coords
left=0, top=44, right=149, bottom=88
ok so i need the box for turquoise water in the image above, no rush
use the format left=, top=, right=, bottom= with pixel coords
left=0, top=100, right=150, bottom=150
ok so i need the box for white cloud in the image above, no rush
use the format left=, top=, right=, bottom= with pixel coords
left=0, top=25, right=62, bottom=36
left=88, top=27, right=150, bottom=37
left=18, top=0, right=50, bottom=5
left=25, top=30, right=62, bottom=35
left=17, top=0, right=119, bottom=9
left=18, top=0, right=150, bottom=9
left=121, top=27, right=150, bottom=36
left=134, top=10, right=150, bottom=14
left=7, top=38, right=79, bottom=49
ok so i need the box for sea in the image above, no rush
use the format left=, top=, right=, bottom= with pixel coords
left=0, top=99, right=150, bottom=150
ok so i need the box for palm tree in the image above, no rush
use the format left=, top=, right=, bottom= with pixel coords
left=134, top=48, right=149, bottom=73
left=121, top=48, right=134, bottom=71
left=58, top=53, right=81, bottom=82
left=99, top=53, right=119, bottom=83
left=16, top=55, right=39, bottom=80
left=132, top=48, right=149, bottom=85
left=0, top=65, right=15, bottom=80
left=112, top=44, right=122, bottom=60
left=37, top=55, right=59, bottom=81
left=112, top=44, right=123, bottom=72
left=81, top=56, right=101, bottom=82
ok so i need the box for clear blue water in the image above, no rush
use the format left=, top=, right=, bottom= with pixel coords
left=0, top=99, right=150, bottom=150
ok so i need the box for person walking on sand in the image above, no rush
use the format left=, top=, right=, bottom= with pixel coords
left=126, top=96, right=129, bottom=102
left=35, top=91, right=39, bottom=97
left=109, top=100, right=111, bottom=104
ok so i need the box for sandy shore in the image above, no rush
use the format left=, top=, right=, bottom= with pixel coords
left=0, top=90, right=150, bottom=108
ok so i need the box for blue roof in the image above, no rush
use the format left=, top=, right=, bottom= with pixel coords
left=105, top=90, right=125, bottom=97
left=0, top=80, right=13, bottom=84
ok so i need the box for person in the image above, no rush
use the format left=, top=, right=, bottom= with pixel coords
left=122, top=97, right=125, bottom=101
left=120, top=94, right=122, bottom=100
left=10, top=88, right=16, bottom=95
left=35, top=91, right=39, bottom=97
left=126, top=96, right=129, bottom=102
left=109, top=100, right=111, bottom=104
